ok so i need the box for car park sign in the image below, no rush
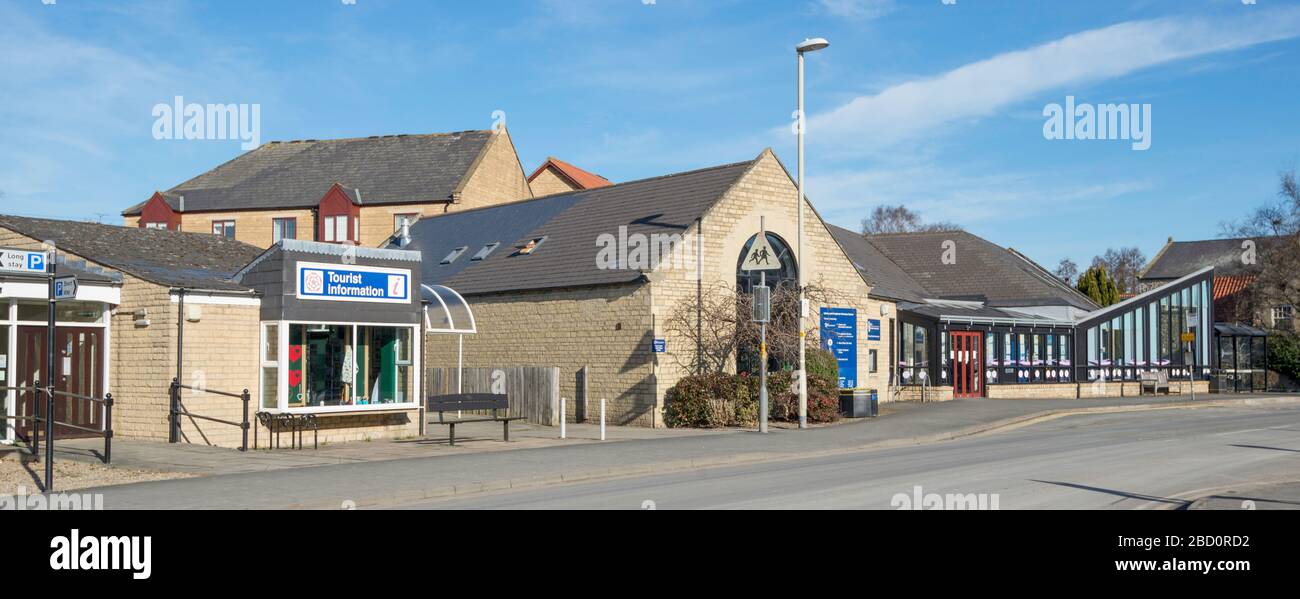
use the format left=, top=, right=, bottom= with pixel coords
left=54, top=276, right=78, bottom=301
left=0, top=248, right=48, bottom=274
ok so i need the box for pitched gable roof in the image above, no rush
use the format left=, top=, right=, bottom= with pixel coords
left=0, top=215, right=262, bottom=292
left=1140, top=237, right=1275, bottom=280
left=863, top=230, right=1098, bottom=310
left=123, top=130, right=496, bottom=215
left=527, top=157, right=613, bottom=191
left=826, top=224, right=928, bottom=302
left=393, top=158, right=757, bottom=295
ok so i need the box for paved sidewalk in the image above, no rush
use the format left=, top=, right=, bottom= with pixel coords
left=74, top=393, right=1300, bottom=509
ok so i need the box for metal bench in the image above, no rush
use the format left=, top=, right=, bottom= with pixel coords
left=1140, top=371, right=1170, bottom=395
left=426, top=394, right=523, bottom=446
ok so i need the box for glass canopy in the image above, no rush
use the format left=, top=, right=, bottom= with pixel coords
left=421, top=284, right=476, bottom=334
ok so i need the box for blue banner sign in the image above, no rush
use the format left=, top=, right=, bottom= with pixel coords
left=819, top=307, right=858, bottom=389
left=0, top=248, right=48, bottom=274
left=867, top=319, right=881, bottom=341
left=297, top=262, right=411, bottom=304
left=652, top=339, right=667, bottom=353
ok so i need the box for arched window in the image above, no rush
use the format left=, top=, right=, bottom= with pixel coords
left=735, top=232, right=798, bottom=293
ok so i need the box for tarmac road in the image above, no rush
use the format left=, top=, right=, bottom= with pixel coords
left=398, top=405, right=1300, bottom=509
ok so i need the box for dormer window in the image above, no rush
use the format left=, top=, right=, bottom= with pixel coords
left=471, top=242, right=500, bottom=261
left=441, top=246, right=469, bottom=265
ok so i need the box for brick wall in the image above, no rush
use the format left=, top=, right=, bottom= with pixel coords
left=456, top=130, right=533, bottom=210
left=528, top=168, right=578, bottom=197
left=425, top=284, right=658, bottom=426
left=649, top=151, right=896, bottom=414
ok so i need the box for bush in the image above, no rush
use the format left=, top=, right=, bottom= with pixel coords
left=1269, top=332, right=1300, bottom=380
left=665, top=369, right=842, bottom=428
left=805, top=347, right=840, bottom=385
left=664, top=373, right=757, bottom=428
left=768, top=370, right=841, bottom=424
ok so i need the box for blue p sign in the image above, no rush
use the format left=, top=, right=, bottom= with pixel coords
left=27, top=253, right=45, bottom=272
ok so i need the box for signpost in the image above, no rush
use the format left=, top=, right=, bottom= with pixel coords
left=0, top=248, right=47, bottom=274
left=54, top=276, right=78, bottom=301
left=43, top=246, right=57, bottom=492
left=742, top=220, right=780, bottom=434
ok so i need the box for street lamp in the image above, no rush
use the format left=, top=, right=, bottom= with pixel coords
left=796, top=37, right=828, bottom=429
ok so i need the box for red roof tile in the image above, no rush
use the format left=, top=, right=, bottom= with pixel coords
left=1213, top=274, right=1254, bottom=300
left=527, top=157, right=612, bottom=190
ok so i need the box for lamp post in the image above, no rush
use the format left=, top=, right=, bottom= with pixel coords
left=796, top=37, right=829, bottom=429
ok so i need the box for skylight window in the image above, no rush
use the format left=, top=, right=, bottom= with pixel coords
left=441, top=246, right=468, bottom=265
left=471, top=242, right=500, bottom=261
left=515, top=236, right=548, bottom=256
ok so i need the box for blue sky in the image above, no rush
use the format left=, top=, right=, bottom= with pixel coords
left=2, top=0, right=1298, bottom=270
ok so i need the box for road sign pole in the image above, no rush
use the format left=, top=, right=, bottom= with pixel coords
left=759, top=270, right=768, bottom=434
left=44, top=249, right=55, bottom=493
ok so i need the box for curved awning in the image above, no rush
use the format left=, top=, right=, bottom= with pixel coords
left=422, top=284, right=476, bottom=334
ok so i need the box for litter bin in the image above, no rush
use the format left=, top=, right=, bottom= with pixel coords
left=839, top=389, right=878, bottom=418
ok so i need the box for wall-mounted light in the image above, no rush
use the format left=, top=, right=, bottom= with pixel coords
left=133, top=308, right=150, bottom=328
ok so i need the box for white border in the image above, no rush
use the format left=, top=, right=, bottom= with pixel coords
left=263, top=319, right=420, bottom=415
left=295, top=261, right=412, bottom=305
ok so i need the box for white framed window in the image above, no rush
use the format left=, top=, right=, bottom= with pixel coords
left=268, top=320, right=420, bottom=413
left=1273, top=305, right=1294, bottom=330
left=143, top=222, right=168, bottom=230
left=272, top=218, right=296, bottom=243
left=212, top=220, right=236, bottom=238
left=260, top=323, right=280, bottom=410
left=323, top=215, right=350, bottom=243
left=394, top=213, right=418, bottom=232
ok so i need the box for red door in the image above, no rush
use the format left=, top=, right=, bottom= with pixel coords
left=951, top=332, right=984, bottom=399
left=16, top=326, right=104, bottom=440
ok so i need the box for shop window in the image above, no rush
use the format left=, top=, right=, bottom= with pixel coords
left=286, top=323, right=414, bottom=408
left=273, top=218, right=297, bottom=243
left=261, top=324, right=279, bottom=410
left=212, top=220, right=236, bottom=239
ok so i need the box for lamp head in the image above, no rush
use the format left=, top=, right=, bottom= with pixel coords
left=796, top=38, right=830, bottom=53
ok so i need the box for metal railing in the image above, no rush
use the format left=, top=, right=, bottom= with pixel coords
left=1, top=382, right=113, bottom=493
left=169, top=378, right=250, bottom=452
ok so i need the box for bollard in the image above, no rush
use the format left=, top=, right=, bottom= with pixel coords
left=600, top=398, right=606, bottom=441
left=559, top=397, right=566, bottom=439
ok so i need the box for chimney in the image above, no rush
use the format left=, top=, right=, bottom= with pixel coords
left=399, top=217, right=412, bottom=247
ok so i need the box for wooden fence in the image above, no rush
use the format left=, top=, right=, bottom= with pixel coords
left=426, top=366, right=560, bottom=425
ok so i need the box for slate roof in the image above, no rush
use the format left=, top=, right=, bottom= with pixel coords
left=0, top=215, right=263, bottom=292
left=123, top=131, right=496, bottom=215
left=899, top=301, right=1071, bottom=325
left=827, top=224, right=928, bottom=302
left=829, top=226, right=1098, bottom=311
left=390, top=159, right=756, bottom=295
left=1140, top=237, right=1275, bottom=280
left=528, top=157, right=612, bottom=191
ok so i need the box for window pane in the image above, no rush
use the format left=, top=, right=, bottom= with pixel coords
left=263, top=324, right=278, bottom=363
left=17, top=301, right=102, bottom=323
left=261, top=367, right=278, bottom=410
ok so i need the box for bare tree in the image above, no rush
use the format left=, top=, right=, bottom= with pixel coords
left=1091, top=247, right=1146, bottom=296
left=1054, top=258, right=1079, bottom=286
left=1223, top=170, right=1300, bottom=322
left=861, top=205, right=961, bottom=235
left=665, top=280, right=847, bottom=375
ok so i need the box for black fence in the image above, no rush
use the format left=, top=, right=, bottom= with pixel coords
left=168, top=378, right=250, bottom=452
left=1, top=382, right=113, bottom=492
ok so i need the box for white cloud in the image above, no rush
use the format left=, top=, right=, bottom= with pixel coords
left=813, top=0, right=896, bottom=21
left=804, top=6, right=1300, bottom=155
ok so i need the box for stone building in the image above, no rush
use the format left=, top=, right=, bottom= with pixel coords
left=526, top=157, right=612, bottom=197
left=122, top=129, right=533, bottom=248
left=398, top=149, right=895, bottom=426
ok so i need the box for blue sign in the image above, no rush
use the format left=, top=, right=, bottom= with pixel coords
left=820, top=307, right=858, bottom=389
left=297, top=262, right=411, bottom=304
left=867, top=319, right=881, bottom=341
left=652, top=339, right=667, bottom=353
left=0, top=248, right=48, bottom=274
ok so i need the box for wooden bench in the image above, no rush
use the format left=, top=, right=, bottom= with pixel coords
left=426, top=394, right=523, bottom=446
left=1140, top=371, right=1170, bottom=395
